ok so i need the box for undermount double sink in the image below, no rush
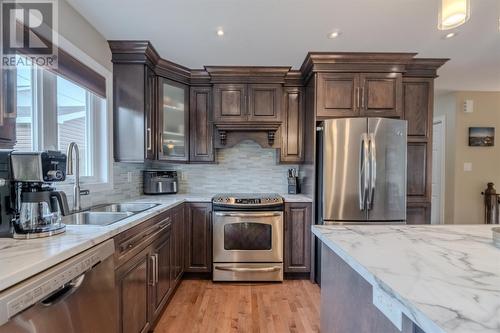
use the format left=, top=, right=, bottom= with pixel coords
left=63, top=203, right=160, bottom=226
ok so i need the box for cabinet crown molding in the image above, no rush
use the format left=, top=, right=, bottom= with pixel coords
left=405, top=58, right=450, bottom=78
left=205, top=66, right=292, bottom=83
left=109, top=40, right=160, bottom=66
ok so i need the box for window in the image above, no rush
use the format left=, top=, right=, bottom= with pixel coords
left=57, top=76, right=92, bottom=177
left=13, top=57, right=108, bottom=182
left=14, top=65, right=35, bottom=151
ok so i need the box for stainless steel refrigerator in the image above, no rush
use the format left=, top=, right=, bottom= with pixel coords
left=320, top=118, right=407, bottom=224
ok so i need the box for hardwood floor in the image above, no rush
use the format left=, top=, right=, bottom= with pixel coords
left=154, top=279, right=321, bottom=333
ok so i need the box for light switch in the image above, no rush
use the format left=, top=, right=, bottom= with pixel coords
left=127, top=172, right=132, bottom=183
left=464, top=162, right=472, bottom=172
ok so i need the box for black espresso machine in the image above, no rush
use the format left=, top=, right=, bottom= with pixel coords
left=0, top=150, right=69, bottom=238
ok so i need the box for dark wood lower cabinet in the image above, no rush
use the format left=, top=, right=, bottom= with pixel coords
left=184, top=203, right=212, bottom=273
left=114, top=205, right=185, bottom=333
left=116, top=245, right=152, bottom=333
left=407, top=203, right=431, bottom=225
left=171, top=205, right=184, bottom=283
left=284, top=202, right=312, bottom=273
left=150, top=228, right=172, bottom=322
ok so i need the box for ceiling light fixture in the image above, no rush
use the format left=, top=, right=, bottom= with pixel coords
left=443, top=32, right=458, bottom=39
left=438, top=0, right=470, bottom=30
left=216, top=28, right=224, bottom=37
left=328, top=31, right=341, bottom=39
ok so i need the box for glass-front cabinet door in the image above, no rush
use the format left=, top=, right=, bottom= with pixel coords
left=158, top=78, right=189, bottom=161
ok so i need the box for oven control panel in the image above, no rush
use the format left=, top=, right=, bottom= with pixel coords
left=212, top=194, right=283, bottom=208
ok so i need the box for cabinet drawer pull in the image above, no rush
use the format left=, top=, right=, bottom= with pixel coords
left=127, top=243, right=134, bottom=249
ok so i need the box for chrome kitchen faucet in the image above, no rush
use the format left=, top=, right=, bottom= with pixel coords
left=66, top=142, right=90, bottom=212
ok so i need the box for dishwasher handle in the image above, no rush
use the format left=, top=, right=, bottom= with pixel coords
left=40, top=273, right=86, bottom=307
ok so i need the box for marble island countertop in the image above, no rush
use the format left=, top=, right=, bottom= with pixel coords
left=0, top=192, right=311, bottom=293
left=312, top=224, right=500, bottom=333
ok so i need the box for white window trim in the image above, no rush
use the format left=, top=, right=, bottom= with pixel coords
left=55, top=32, right=113, bottom=193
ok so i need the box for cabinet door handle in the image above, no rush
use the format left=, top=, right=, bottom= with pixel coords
left=147, top=128, right=152, bottom=150
left=154, top=253, right=159, bottom=284
left=361, top=87, right=366, bottom=109
left=150, top=255, right=156, bottom=286
left=355, top=87, right=360, bottom=110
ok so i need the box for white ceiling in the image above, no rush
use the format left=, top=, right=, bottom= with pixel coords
left=67, top=0, right=500, bottom=92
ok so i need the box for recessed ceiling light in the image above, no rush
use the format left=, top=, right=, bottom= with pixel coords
left=328, top=31, right=341, bottom=39
left=216, top=28, right=224, bottom=37
left=443, top=32, right=458, bottom=39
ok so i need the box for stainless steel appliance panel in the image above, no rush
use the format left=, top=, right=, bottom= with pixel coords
left=213, top=211, right=283, bottom=263
left=323, top=118, right=369, bottom=221
left=0, top=240, right=117, bottom=333
left=213, top=263, right=283, bottom=282
left=367, top=118, right=407, bottom=221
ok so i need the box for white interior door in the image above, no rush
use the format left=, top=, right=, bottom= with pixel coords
left=431, top=117, right=445, bottom=224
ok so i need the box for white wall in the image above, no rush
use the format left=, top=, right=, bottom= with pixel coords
left=58, top=0, right=112, bottom=70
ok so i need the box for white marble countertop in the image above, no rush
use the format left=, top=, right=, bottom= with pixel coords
left=0, top=192, right=311, bottom=292
left=312, top=224, right=500, bottom=333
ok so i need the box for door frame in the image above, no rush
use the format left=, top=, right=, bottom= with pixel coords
left=432, top=115, right=446, bottom=224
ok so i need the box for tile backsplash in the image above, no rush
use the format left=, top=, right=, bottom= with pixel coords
left=147, top=140, right=299, bottom=194
left=62, top=140, right=299, bottom=209
left=62, top=162, right=144, bottom=209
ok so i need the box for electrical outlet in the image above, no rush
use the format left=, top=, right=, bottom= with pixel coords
left=127, top=172, right=133, bottom=183
left=463, top=162, right=472, bottom=172
left=180, top=171, right=187, bottom=181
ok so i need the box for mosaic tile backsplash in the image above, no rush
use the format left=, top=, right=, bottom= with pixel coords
left=61, top=162, right=144, bottom=209
left=60, top=141, right=299, bottom=209
left=147, top=141, right=299, bottom=194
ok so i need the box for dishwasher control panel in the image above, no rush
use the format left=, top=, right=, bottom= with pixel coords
left=0, top=239, right=115, bottom=326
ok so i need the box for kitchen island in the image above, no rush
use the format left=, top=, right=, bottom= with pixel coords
left=312, top=224, right=500, bottom=333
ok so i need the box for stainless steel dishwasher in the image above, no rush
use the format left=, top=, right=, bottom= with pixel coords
left=0, top=239, right=117, bottom=333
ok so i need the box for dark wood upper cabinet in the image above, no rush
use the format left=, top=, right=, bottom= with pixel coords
left=0, top=68, right=16, bottom=148
left=280, top=87, right=304, bottom=163
left=284, top=202, right=312, bottom=273
left=247, top=84, right=282, bottom=122
left=190, top=87, right=214, bottom=162
left=316, top=73, right=359, bottom=118
left=145, top=67, right=157, bottom=160
left=213, top=83, right=283, bottom=123
left=213, top=84, right=247, bottom=122
left=316, top=72, right=403, bottom=119
left=184, top=203, right=212, bottom=273
left=403, top=78, right=432, bottom=138
left=158, top=77, right=189, bottom=162
left=113, top=64, right=156, bottom=162
left=359, top=73, right=402, bottom=117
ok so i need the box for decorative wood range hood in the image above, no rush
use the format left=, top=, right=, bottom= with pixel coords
left=204, top=66, right=294, bottom=149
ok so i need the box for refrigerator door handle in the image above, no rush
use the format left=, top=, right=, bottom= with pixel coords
left=359, top=133, right=369, bottom=211
left=368, top=133, right=377, bottom=210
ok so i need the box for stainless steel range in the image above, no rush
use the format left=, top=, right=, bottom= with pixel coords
left=212, top=193, right=284, bottom=282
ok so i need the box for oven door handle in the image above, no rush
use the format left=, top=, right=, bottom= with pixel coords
left=214, top=266, right=282, bottom=273
left=214, top=212, right=282, bottom=218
